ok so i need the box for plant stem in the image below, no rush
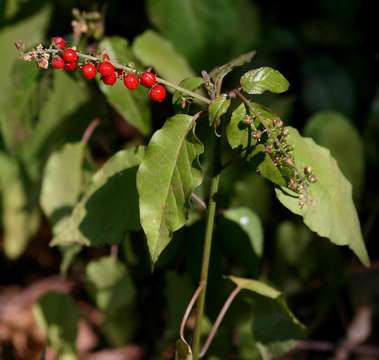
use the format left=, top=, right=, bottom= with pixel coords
left=192, top=171, right=220, bottom=360
left=180, top=283, right=204, bottom=342
left=199, top=286, right=241, bottom=358
left=42, top=49, right=212, bottom=105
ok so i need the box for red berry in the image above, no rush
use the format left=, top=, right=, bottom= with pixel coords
left=98, top=61, right=115, bottom=77
left=102, top=72, right=117, bottom=86
left=63, top=48, right=78, bottom=63
left=123, top=72, right=139, bottom=90
left=82, top=63, right=97, bottom=79
left=51, top=56, right=65, bottom=70
left=149, top=84, right=167, bottom=102
left=52, top=36, right=66, bottom=49
left=64, top=61, right=77, bottom=71
left=140, top=71, right=157, bottom=87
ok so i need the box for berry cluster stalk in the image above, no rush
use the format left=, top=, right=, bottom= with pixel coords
left=41, top=48, right=212, bottom=105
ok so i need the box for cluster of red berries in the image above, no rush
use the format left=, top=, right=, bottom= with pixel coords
left=50, top=37, right=167, bottom=102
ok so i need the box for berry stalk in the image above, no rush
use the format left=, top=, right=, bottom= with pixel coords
left=37, top=48, right=212, bottom=105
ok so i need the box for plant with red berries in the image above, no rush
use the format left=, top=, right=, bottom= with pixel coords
left=17, top=31, right=369, bottom=360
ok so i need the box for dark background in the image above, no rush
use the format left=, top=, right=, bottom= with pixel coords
left=0, top=0, right=378, bottom=359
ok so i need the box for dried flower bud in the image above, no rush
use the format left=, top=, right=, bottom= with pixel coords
left=15, top=40, right=26, bottom=51
left=288, top=178, right=297, bottom=191
left=265, top=144, right=273, bottom=154
left=243, top=115, right=252, bottom=125
left=228, top=90, right=237, bottom=98
left=299, top=194, right=306, bottom=208
left=297, top=183, right=305, bottom=194
left=273, top=118, right=283, bottom=127
left=308, top=175, right=317, bottom=183
left=252, top=130, right=261, bottom=140
left=304, top=166, right=313, bottom=176
left=37, top=57, right=49, bottom=69
left=181, top=98, right=187, bottom=109
left=285, top=144, right=294, bottom=152
left=22, top=52, right=35, bottom=62
left=284, top=157, right=294, bottom=166
left=282, top=128, right=289, bottom=137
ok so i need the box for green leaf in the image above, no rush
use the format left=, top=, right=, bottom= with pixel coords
left=22, top=70, right=89, bottom=163
left=51, top=146, right=145, bottom=247
left=175, top=339, right=193, bottom=360
left=226, top=103, right=285, bottom=186
left=86, top=256, right=135, bottom=314
left=146, top=0, right=260, bottom=70
left=241, top=67, right=289, bottom=95
left=229, top=276, right=280, bottom=298
left=208, top=94, right=231, bottom=127
left=228, top=276, right=305, bottom=358
left=137, top=114, right=204, bottom=263
left=0, top=153, right=39, bottom=259
left=172, top=76, right=205, bottom=105
left=33, top=292, right=80, bottom=359
left=0, top=5, right=50, bottom=95
left=210, top=50, right=256, bottom=83
left=304, top=111, right=364, bottom=197
left=86, top=257, right=136, bottom=347
left=98, top=37, right=151, bottom=135
left=275, top=127, right=369, bottom=266
left=226, top=103, right=250, bottom=153
left=0, top=61, right=40, bottom=152
left=223, top=207, right=263, bottom=256
left=40, top=142, right=85, bottom=231
left=132, top=30, right=195, bottom=85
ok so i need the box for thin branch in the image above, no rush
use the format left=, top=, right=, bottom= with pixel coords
left=82, top=118, right=100, bottom=145
left=110, top=244, right=119, bottom=258
left=199, top=286, right=241, bottom=358
left=180, top=283, right=204, bottom=342
left=191, top=193, right=207, bottom=211
left=42, top=49, right=212, bottom=105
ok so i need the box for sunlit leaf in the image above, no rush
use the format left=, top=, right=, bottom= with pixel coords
left=241, top=67, right=289, bottom=95
left=137, top=114, right=204, bottom=263
left=275, top=127, right=369, bottom=266
left=304, top=111, right=364, bottom=197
